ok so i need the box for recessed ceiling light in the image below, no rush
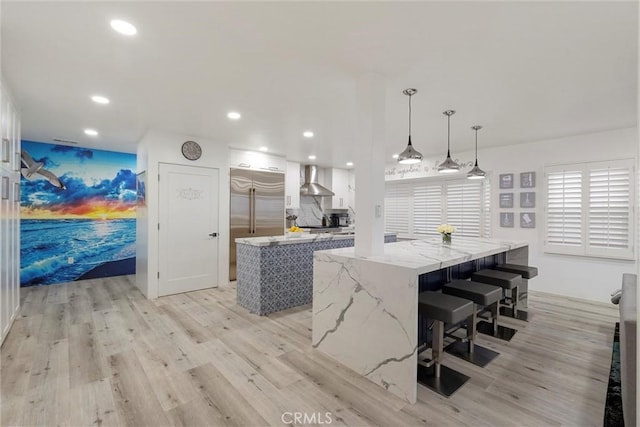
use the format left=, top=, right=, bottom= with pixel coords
left=84, top=129, right=98, bottom=136
left=303, top=131, right=314, bottom=138
left=110, top=19, right=137, bottom=36
left=308, top=155, right=316, bottom=160
left=346, top=162, right=354, bottom=167
left=227, top=111, right=241, bottom=120
left=91, top=95, right=110, bottom=104
left=259, top=146, right=268, bottom=152
left=392, top=154, right=399, bottom=159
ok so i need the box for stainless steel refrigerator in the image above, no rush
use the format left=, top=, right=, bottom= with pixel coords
left=229, top=168, right=285, bottom=280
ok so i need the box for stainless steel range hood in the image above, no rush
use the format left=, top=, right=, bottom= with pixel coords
left=300, top=165, right=334, bottom=197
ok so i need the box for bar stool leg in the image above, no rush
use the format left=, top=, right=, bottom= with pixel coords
left=445, top=307, right=500, bottom=368
left=476, top=299, right=518, bottom=342
left=433, top=321, right=443, bottom=378
left=417, top=319, right=470, bottom=397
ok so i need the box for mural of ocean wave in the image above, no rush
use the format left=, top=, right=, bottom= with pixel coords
left=21, top=218, right=136, bottom=286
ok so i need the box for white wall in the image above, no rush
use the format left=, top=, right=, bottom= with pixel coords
left=385, top=126, right=638, bottom=303
left=136, top=130, right=230, bottom=299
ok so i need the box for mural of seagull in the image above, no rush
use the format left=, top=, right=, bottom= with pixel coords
left=21, top=150, right=66, bottom=189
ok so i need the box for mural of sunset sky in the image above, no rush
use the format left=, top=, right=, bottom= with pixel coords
left=20, top=141, right=137, bottom=286
left=21, top=141, right=137, bottom=219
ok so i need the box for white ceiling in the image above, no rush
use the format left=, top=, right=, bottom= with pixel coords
left=2, top=1, right=637, bottom=167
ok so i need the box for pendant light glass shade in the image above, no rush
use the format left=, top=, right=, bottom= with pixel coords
left=437, top=110, right=460, bottom=173
left=467, top=125, right=486, bottom=180
left=398, top=88, right=423, bottom=164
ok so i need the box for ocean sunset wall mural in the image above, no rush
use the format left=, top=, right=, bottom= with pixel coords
left=20, top=140, right=136, bottom=286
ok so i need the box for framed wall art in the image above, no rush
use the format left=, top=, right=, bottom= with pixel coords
left=520, top=192, right=535, bottom=208
left=500, top=193, right=514, bottom=208
left=520, top=212, right=536, bottom=228
left=500, top=212, right=514, bottom=228
left=520, top=171, right=536, bottom=188
left=499, top=173, right=514, bottom=189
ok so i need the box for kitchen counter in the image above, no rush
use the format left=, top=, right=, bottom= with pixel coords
left=311, top=236, right=529, bottom=404
left=235, top=231, right=378, bottom=247
left=235, top=233, right=397, bottom=315
left=313, top=236, right=527, bottom=274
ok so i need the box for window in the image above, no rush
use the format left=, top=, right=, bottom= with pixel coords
left=544, top=159, right=635, bottom=260
left=385, top=177, right=491, bottom=238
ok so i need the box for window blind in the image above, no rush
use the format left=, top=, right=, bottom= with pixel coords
left=544, top=159, right=634, bottom=260
left=446, top=181, right=482, bottom=237
left=546, top=169, right=583, bottom=247
left=385, top=178, right=489, bottom=238
left=384, top=182, right=411, bottom=235
left=413, top=184, right=442, bottom=236
left=588, top=166, right=631, bottom=252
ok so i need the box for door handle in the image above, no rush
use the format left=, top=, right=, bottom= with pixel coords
left=209, top=232, right=218, bottom=237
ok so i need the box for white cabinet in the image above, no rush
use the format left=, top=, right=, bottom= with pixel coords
left=285, top=161, right=300, bottom=208
left=229, top=149, right=286, bottom=172
left=323, top=168, right=350, bottom=209
left=0, top=82, right=20, bottom=346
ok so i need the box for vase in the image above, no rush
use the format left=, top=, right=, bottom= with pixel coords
left=442, top=233, right=451, bottom=244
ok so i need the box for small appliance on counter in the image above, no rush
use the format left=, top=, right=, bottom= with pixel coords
left=286, top=214, right=298, bottom=229
left=330, top=213, right=349, bottom=227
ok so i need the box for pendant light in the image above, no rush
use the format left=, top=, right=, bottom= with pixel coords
left=397, top=88, right=423, bottom=164
left=467, top=125, right=487, bottom=180
left=437, top=110, right=461, bottom=173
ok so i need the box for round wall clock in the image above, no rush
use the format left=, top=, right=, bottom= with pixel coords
left=181, top=140, right=202, bottom=161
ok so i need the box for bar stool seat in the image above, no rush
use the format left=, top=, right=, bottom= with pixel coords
left=471, top=269, right=522, bottom=290
left=418, top=291, right=473, bottom=324
left=471, top=269, right=522, bottom=340
left=443, top=279, right=502, bottom=306
left=442, top=280, right=502, bottom=367
left=417, top=292, right=473, bottom=397
left=495, top=263, right=538, bottom=279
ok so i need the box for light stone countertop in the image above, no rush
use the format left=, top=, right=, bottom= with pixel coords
left=313, top=236, right=528, bottom=275
left=235, top=232, right=395, bottom=247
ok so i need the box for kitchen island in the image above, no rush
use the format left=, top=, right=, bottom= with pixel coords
left=311, top=236, right=528, bottom=404
left=235, top=232, right=397, bottom=315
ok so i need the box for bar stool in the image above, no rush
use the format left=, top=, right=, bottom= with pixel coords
left=494, top=263, right=538, bottom=321
left=471, top=269, right=522, bottom=341
left=417, top=291, right=474, bottom=397
left=442, top=279, right=502, bottom=367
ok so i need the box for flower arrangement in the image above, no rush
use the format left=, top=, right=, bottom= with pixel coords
left=437, top=224, right=455, bottom=244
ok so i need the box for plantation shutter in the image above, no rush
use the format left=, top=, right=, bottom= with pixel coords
left=445, top=181, right=482, bottom=237
left=545, top=168, right=583, bottom=253
left=413, top=183, right=442, bottom=236
left=545, top=159, right=634, bottom=260
left=384, top=182, right=411, bottom=235
left=587, top=164, right=632, bottom=256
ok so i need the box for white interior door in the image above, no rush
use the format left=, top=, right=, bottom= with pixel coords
left=159, top=163, right=219, bottom=296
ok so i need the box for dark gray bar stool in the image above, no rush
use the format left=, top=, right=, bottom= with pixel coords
left=417, top=291, right=473, bottom=397
left=471, top=269, right=522, bottom=341
left=442, top=279, right=502, bottom=367
left=495, top=264, right=538, bottom=321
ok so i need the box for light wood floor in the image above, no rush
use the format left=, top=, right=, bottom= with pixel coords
left=1, top=275, right=618, bottom=426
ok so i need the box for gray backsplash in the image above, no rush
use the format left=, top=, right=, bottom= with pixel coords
left=296, top=196, right=324, bottom=226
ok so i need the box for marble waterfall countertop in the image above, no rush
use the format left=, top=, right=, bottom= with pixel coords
left=235, top=232, right=396, bottom=247
left=312, top=236, right=527, bottom=274
left=311, top=236, right=528, bottom=404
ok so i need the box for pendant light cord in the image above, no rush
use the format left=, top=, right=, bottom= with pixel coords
left=475, top=127, right=478, bottom=157
left=447, top=113, right=451, bottom=153
left=408, top=94, right=412, bottom=137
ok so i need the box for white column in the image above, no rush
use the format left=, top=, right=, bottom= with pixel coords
left=354, top=73, right=386, bottom=257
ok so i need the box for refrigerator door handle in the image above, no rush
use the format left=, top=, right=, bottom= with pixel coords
left=251, top=187, right=257, bottom=233
left=248, top=187, right=253, bottom=233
